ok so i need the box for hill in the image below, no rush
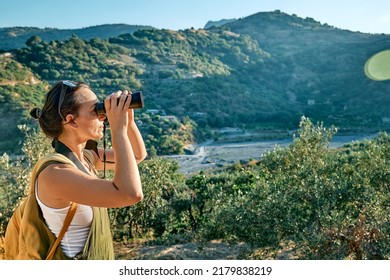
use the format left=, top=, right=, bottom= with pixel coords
left=204, top=18, right=237, bottom=29
left=0, top=24, right=154, bottom=51
left=1, top=10, right=390, bottom=155
left=223, top=11, right=390, bottom=129
left=0, top=53, right=47, bottom=152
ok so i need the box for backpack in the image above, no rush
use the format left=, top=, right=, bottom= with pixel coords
left=4, top=153, right=78, bottom=260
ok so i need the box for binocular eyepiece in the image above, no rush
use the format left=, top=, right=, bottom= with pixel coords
left=94, top=91, right=144, bottom=115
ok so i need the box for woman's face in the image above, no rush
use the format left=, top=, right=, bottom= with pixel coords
left=70, top=88, right=106, bottom=141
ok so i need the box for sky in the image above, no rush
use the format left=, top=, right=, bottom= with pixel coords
left=1, top=0, right=390, bottom=34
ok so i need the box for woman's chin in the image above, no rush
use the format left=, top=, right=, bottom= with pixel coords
left=94, top=132, right=104, bottom=139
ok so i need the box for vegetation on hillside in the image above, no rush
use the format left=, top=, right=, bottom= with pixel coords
left=225, top=11, right=390, bottom=130
left=1, top=11, right=390, bottom=155
left=1, top=118, right=388, bottom=259
left=1, top=10, right=389, bottom=261
left=0, top=55, right=47, bottom=152
left=0, top=24, right=154, bottom=51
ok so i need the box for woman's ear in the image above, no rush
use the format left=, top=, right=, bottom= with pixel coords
left=65, top=114, right=78, bottom=127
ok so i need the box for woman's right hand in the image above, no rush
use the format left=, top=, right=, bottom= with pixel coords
left=104, top=90, right=132, bottom=133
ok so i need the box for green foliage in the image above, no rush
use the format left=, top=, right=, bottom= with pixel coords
left=138, top=113, right=195, bottom=155
left=1, top=53, right=195, bottom=155
left=197, top=117, right=389, bottom=259
left=15, top=35, right=144, bottom=97
left=109, top=157, right=186, bottom=240
left=109, top=117, right=389, bottom=259
left=2, top=12, right=390, bottom=154
left=0, top=55, right=47, bottom=153
left=0, top=24, right=154, bottom=51
left=1, top=11, right=390, bottom=258
left=0, top=82, right=47, bottom=153
left=0, top=126, right=51, bottom=235
left=0, top=117, right=389, bottom=259
left=0, top=58, right=31, bottom=82
left=0, top=152, right=26, bottom=235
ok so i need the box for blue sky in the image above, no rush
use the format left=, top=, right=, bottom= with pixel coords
left=1, top=0, right=390, bottom=34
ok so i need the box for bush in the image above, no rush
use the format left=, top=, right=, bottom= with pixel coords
left=1, top=117, right=388, bottom=259
left=192, top=117, right=389, bottom=259
left=109, top=157, right=187, bottom=241
left=0, top=126, right=51, bottom=235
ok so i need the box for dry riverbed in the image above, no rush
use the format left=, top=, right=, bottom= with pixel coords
left=166, top=133, right=376, bottom=175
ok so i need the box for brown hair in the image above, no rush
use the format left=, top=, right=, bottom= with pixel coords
left=30, top=80, right=91, bottom=139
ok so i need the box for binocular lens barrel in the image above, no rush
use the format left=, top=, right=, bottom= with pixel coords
left=94, top=91, right=144, bottom=115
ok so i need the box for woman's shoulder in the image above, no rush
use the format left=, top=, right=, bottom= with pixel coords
left=34, top=153, right=76, bottom=175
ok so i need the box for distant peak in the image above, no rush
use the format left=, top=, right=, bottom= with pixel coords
left=204, top=18, right=237, bottom=29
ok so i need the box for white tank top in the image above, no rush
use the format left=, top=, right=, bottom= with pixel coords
left=35, top=183, right=93, bottom=258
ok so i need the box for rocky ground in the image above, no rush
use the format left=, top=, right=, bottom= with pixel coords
left=1, top=237, right=303, bottom=260
left=0, top=237, right=252, bottom=260
left=114, top=240, right=306, bottom=260
left=166, top=133, right=376, bottom=175
left=166, top=139, right=291, bottom=174
left=114, top=240, right=252, bottom=260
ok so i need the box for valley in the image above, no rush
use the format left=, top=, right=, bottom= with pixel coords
left=167, top=133, right=378, bottom=174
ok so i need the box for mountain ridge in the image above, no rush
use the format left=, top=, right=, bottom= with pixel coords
left=204, top=18, right=237, bottom=29
left=2, top=10, right=389, bottom=51
left=0, top=23, right=155, bottom=51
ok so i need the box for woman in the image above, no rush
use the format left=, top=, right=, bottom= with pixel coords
left=30, top=80, right=147, bottom=259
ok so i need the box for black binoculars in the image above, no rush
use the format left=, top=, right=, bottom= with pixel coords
left=94, top=91, right=144, bottom=115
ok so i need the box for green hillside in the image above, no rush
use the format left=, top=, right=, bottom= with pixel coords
left=0, top=24, right=154, bottom=51
left=0, top=12, right=389, bottom=259
left=0, top=54, right=47, bottom=152
left=1, top=10, right=390, bottom=155
left=224, top=11, right=390, bottom=129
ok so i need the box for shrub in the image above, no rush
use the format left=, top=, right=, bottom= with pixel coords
left=0, top=126, right=51, bottom=235
left=197, top=118, right=389, bottom=259
left=109, top=157, right=187, bottom=241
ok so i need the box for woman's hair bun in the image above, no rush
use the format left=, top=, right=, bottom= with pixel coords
left=30, top=108, right=43, bottom=119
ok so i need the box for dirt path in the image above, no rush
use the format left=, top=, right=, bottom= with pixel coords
left=0, top=81, right=18, bottom=86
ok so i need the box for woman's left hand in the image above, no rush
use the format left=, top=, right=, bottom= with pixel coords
left=123, top=90, right=135, bottom=123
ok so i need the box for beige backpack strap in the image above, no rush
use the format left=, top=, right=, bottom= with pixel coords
left=46, top=202, right=78, bottom=260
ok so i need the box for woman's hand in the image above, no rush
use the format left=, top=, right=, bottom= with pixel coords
left=97, top=89, right=146, bottom=167
left=104, top=90, right=132, bottom=133
left=102, top=89, right=143, bottom=204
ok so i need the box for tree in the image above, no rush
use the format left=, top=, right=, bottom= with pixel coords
left=25, top=36, right=43, bottom=47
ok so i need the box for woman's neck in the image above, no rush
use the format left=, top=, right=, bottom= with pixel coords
left=57, top=135, right=86, bottom=161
